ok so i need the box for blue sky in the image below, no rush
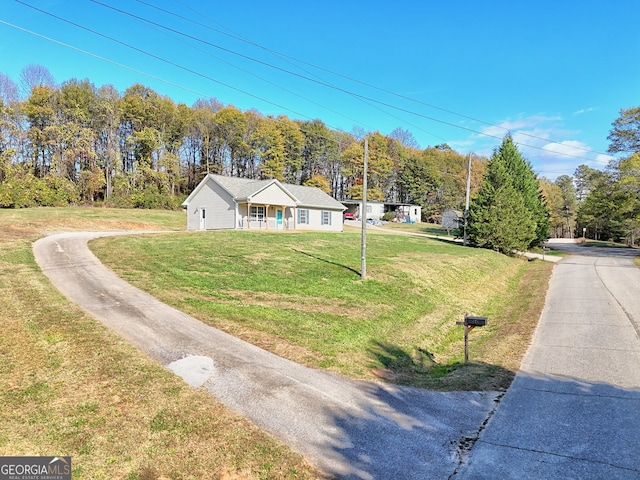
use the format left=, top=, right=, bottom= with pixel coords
left=1, top=0, right=638, bottom=180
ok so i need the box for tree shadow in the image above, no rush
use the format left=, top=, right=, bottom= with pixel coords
left=290, top=247, right=361, bottom=276
left=315, top=369, right=640, bottom=479
left=315, top=379, right=497, bottom=479
left=368, top=341, right=515, bottom=392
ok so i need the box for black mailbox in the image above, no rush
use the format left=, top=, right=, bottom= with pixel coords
left=465, top=316, right=487, bottom=327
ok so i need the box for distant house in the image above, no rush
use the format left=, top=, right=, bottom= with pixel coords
left=441, top=209, right=463, bottom=230
left=182, top=174, right=346, bottom=232
left=342, top=201, right=422, bottom=223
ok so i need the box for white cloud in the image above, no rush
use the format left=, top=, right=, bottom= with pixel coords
left=573, top=107, right=595, bottom=115
left=595, top=153, right=616, bottom=164
left=541, top=140, right=590, bottom=156
left=457, top=114, right=612, bottom=180
left=476, top=115, right=563, bottom=144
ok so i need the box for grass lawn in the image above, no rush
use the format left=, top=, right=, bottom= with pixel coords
left=0, top=207, right=322, bottom=480
left=376, top=221, right=459, bottom=237
left=582, top=239, right=632, bottom=248
left=92, top=226, right=552, bottom=391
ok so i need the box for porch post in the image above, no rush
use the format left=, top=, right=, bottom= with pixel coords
left=265, top=204, right=270, bottom=230
left=292, top=207, right=297, bottom=230
left=247, top=202, right=251, bottom=230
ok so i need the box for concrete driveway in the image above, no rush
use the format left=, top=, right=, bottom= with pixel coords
left=454, top=239, right=640, bottom=479
left=33, top=232, right=497, bottom=480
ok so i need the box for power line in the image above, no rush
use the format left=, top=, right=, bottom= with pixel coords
left=12, top=2, right=321, bottom=125
left=137, top=0, right=449, bottom=145
left=0, top=19, right=353, bottom=153
left=142, top=0, right=613, bottom=159
left=86, top=0, right=614, bottom=164
left=5, top=2, right=616, bottom=169
left=12, top=0, right=446, bottom=149
left=0, top=19, right=565, bottom=190
left=16, top=0, right=399, bottom=144
left=0, top=20, right=207, bottom=99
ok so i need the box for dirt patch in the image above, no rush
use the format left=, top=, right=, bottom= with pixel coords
left=1, top=225, right=41, bottom=240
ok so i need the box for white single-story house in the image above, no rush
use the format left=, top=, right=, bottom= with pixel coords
left=182, top=174, right=346, bottom=232
left=342, top=200, right=422, bottom=223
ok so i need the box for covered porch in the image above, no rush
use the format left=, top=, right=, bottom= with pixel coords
left=238, top=202, right=297, bottom=230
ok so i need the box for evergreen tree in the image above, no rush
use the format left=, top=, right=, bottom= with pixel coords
left=468, top=135, right=547, bottom=253
left=497, top=136, right=549, bottom=244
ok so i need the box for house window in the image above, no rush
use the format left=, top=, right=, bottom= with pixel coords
left=250, top=205, right=265, bottom=222
left=298, top=209, right=309, bottom=224
left=366, top=205, right=372, bottom=214
left=321, top=211, right=331, bottom=225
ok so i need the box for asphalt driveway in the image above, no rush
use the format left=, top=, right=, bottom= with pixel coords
left=33, top=231, right=497, bottom=479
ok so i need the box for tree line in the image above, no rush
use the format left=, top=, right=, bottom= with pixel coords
left=539, top=106, right=640, bottom=247
left=0, top=65, right=486, bottom=219
left=466, top=106, right=640, bottom=252
left=5, top=65, right=632, bottom=250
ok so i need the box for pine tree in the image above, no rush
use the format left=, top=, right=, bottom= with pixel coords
left=497, top=135, right=549, bottom=245
left=468, top=135, right=548, bottom=253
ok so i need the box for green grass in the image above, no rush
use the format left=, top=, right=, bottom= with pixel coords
left=0, top=206, right=557, bottom=478
left=0, top=207, right=322, bottom=480
left=92, top=229, right=552, bottom=390
left=377, top=221, right=459, bottom=237
left=528, top=245, right=568, bottom=257
left=582, top=239, right=632, bottom=248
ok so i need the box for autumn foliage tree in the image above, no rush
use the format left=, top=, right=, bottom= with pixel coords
left=0, top=65, right=490, bottom=216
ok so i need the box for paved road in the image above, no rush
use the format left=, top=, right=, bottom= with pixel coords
left=455, top=240, right=640, bottom=479
left=33, top=232, right=497, bottom=480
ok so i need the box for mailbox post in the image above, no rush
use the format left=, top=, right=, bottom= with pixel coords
left=456, top=313, right=487, bottom=363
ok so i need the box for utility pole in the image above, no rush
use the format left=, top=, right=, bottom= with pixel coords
left=463, top=152, right=472, bottom=246
left=361, top=138, right=368, bottom=279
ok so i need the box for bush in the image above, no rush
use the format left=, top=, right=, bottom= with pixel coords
left=0, top=166, right=79, bottom=208
left=103, top=189, right=182, bottom=210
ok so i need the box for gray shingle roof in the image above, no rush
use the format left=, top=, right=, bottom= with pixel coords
left=209, top=175, right=344, bottom=210
left=211, top=175, right=276, bottom=200
left=283, top=183, right=344, bottom=210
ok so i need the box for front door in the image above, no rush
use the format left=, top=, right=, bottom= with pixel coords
left=199, top=207, right=206, bottom=230
left=276, top=209, right=283, bottom=229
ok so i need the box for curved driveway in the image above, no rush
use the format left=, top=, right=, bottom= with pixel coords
left=33, top=232, right=497, bottom=480
left=456, top=240, right=640, bottom=479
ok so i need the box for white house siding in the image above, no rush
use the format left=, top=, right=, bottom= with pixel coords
left=250, top=183, right=297, bottom=207
left=410, top=206, right=422, bottom=223
left=343, top=201, right=421, bottom=223
left=365, top=203, right=386, bottom=220
left=396, top=205, right=422, bottom=223
left=183, top=175, right=345, bottom=232
left=295, top=208, right=343, bottom=232
left=186, top=181, right=237, bottom=230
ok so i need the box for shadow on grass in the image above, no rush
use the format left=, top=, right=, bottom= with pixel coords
left=582, top=240, right=635, bottom=249
left=368, top=341, right=515, bottom=391
left=290, top=247, right=361, bottom=276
